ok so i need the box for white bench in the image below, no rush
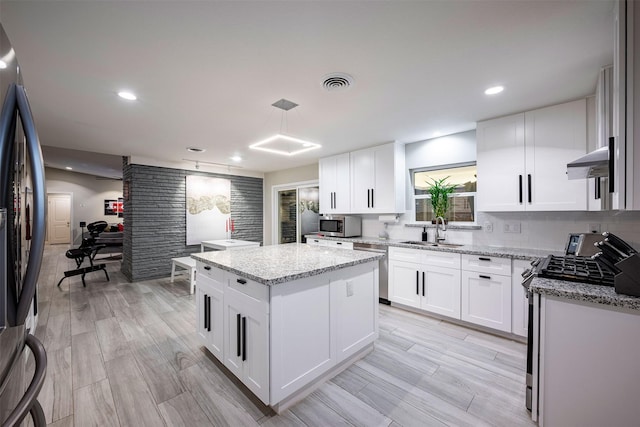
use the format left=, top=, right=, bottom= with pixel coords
left=170, top=256, right=196, bottom=294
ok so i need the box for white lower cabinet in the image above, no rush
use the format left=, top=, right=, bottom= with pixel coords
left=223, top=283, right=269, bottom=404
left=196, top=264, right=225, bottom=361
left=388, top=247, right=461, bottom=320
left=511, top=259, right=531, bottom=337
left=461, top=254, right=512, bottom=332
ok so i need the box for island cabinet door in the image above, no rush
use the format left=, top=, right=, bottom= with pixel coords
left=270, top=275, right=333, bottom=404
left=195, top=277, right=224, bottom=361
left=422, top=266, right=461, bottom=319
left=331, top=263, right=378, bottom=363
left=388, top=260, right=421, bottom=308
left=223, top=287, right=270, bottom=405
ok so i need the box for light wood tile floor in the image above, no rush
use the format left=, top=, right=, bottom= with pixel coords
left=28, top=244, right=535, bottom=427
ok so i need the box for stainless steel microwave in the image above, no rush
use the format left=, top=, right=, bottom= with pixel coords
left=318, top=215, right=362, bottom=237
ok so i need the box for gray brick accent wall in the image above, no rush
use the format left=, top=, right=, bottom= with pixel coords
left=121, top=161, right=263, bottom=281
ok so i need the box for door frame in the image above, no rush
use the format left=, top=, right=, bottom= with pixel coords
left=46, top=192, right=73, bottom=244
left=271, top=180, right=318, bottom=245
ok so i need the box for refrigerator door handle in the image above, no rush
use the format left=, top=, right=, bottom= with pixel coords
left=14, top=85, right=46, bottom=326
left=2, top=334, right=47, bottom=427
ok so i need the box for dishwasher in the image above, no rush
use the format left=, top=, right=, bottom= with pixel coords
left=353, top=243, right=389, bottom=304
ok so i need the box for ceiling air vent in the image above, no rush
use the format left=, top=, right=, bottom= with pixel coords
left=321, top=73, right=354, bottom=91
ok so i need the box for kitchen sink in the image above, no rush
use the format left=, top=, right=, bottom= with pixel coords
left=399, top=241, right=464, bottom=248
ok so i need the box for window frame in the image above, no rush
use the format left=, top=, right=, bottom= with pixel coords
left=412, top=161, right=477, bottom=224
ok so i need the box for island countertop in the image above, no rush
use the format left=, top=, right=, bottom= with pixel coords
left=530, top=277, right=640, bottom=311
left=191, top=243, right=384, bottom=286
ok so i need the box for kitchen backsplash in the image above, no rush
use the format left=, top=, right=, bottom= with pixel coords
left=361, top=210, right=640, bottom=252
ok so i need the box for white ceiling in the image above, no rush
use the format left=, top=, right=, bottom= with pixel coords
left=0, top=0, right=614, bottom=177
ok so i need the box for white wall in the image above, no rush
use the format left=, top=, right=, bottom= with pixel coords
left=46, top=167, right=123, bottom=245
left=263, top=163, right=319, bottom=245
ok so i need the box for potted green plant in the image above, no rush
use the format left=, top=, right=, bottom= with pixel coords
left=428, top=176, right=456, bottom=221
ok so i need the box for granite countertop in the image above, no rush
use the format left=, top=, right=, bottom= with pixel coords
left=191, top=243, right=384, bottom=286
left=530, top=277, right=640, bottom=311
left=306, top=234, right=562, bottom=260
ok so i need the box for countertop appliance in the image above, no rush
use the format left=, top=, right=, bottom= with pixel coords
left=521, top=231, right=638, bottom=416
left=0, top=23, right=47, bottom=427
left=353, top=242, right=389, bottom=305
left=318, top=215, right=362, bottom=238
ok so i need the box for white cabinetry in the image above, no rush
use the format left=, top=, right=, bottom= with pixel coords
left=461, top=254, right=512, bottom=332
left=477, top=99, right=588, bottom=212
left=196, top=263, right=224, bottom=361
left=319, top=153, right=350, bottom=214
left=511, top=259, right=531, bottom=337
left=388, top=247, right=461, bottom=320
left=350, top=142, right=405, bottom=214
left=223, top=274, right=270, bottom=404
left=306, top=238, right=353, bottom=250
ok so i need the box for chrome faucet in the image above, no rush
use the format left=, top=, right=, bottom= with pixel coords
left=435, top=216, right=446, bottom=242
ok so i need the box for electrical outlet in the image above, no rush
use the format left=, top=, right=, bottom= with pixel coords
left=503, top=222, right=521, bottom=233
left=484, top=222, right=493, bottom=233
left=588, top=223, right=601, bottom=234
left=346, top=281, right=354, bottom=297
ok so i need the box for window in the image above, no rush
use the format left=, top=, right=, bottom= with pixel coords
left=413, top=163, right=477, bottom=222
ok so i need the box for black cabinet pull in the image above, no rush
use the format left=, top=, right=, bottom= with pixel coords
left=206, top=296, right=211, bottom=332
left=337, top=242, right=342, bottom=245
left=367, top=189, right=371, bottom=208
left=237, top=278, right=247, bottom=285
left=333, top=192, right=336, bottom=209
left=518, top=175, right=523, bottom=203
left=204, top=266, right=211, bottom=271
left=422, top=271, right=425, bottom=297
left=236, top=313, right=241, bottom=357
left=527, top=174, right=532, bottom=203
left=478, top=257, right=491, bottom=261
left=371, top=189, right=374, bottom=208
left=416, top=271, right=419, bottom=295
left=595, top=177, right=601, bottom=200
left=608, top=136, right=615, bottom=193
left=479, top=274, right=491, bottom=280
left=203, top=294, right=209, bottom=330
left=242, top=316, right=247, bottom=362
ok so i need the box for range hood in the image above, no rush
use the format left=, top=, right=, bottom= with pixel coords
left=566, top=146, right=609, bottom=179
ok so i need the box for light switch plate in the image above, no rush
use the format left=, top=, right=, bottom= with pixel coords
left=484, top=222, right=493, bottom=233
left=588, top=223, right=601, bottom=233
left=503, top=222, right=521, bottom=233
left=346, top=281, right=354, bottom=297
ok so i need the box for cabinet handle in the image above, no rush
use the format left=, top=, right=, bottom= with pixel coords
left=608, top=136, right=615, bottom=193
left=203, top=294, right=209, bottom=330
left=416, top=271, right=419, bottom=295
left=367, top=189, right=371, bottom=208
left=527, top=174, right=532, bottom=203
left=518, top=175, right=523, bottom=204
left=242, top=316, right=247, bottom=362
left=206, top=296, right=211, bottom=332
left=237, top=278, right=247, bottom=285
left=236, top=313, right=241, bottom=357
left=478, top=257, right=491, bottom=261
left=595, top=177, right=601, bottom=200
left=479, top=274, right=491, bottom=280
left=333, top=192, right=336, bottom=209
left=371, top=188, right=374, bottom=208
left=336, top=242, right=342, bottom=245
left=422, top=271, right=425, bottom=297
left=204, top=266, right=211, bottom=271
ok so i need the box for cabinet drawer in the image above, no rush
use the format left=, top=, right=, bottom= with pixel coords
left=389, top=246, right=422, bottom=263
left=462, top=254, right=512, bottom=276
left=324, top=240, right=353, bottom=250
left=307, top=238, right=324, bottom=246
left=423, top=250, right=461, bottom=269
left=197, top=262, right=225, bottom=289
left=227, top=273, right=269, bottom=302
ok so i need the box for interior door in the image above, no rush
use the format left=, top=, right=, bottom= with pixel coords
left=47, top=194, right=70, bottom=244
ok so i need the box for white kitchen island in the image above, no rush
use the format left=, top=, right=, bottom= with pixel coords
left=191, top=243, right=383, bottom=412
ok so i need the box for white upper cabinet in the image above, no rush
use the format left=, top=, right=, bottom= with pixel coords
left=477, top=99, right=588, bottom=212
left=350, top=142, right=405, bottom=214
left=319, top=153, right=350, bottom=214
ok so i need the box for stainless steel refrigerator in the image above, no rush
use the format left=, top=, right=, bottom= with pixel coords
left=0, top=23, right=47, bottom=427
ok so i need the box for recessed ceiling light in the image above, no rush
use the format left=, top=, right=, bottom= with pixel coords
left=117, top=91, right=137, bottom=101
left=484, top=86, right=504, bottom=95
left=250, top=134, right=321, bottom=156
left=65, top=166, right=73, bottom=170
left=230, top=156, right=242, bottom=162
left=0, top=61, right=7, bottom=69
left=186, top=147, right=206, bottom=153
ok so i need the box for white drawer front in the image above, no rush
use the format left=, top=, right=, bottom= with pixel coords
left=423, top=250, right=461, bottom=269
left=227, top=273, right=269, bottom=302
left=197, top=262, right=225, bottom=287
left=462, top=254, right=512, bottom=276
left=389, top=246, right=422, bottom=263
